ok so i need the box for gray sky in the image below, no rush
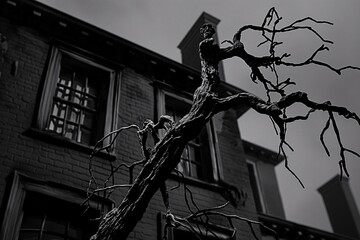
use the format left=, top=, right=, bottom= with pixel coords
left=36, top=0, right=360, bottom=232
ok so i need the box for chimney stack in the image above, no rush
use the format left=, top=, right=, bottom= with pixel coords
left=178, top=12, right=226, bottom=81
left=318, top=175, right=360, bottom=238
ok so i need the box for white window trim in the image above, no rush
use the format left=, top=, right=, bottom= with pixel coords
left=157, top=90, right=223, bottom=182
left=0, top=171, right=113, bottom=240
left=246, top=159, right=267, bottom=213
left=36, top=46, right=121, bottom=148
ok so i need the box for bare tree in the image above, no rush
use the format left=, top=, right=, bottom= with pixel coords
left=85, top=8, right=360, bottom=240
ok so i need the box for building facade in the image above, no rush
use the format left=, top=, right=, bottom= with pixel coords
left=0, top=1, right=358, bottom=240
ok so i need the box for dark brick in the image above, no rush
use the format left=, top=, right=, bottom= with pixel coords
left=0, top=11, right=259, bottom=240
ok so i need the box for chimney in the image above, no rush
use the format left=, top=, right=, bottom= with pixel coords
left=318, top=175, right=360, bottom=238
left=178, top=12, right=226, bottom=81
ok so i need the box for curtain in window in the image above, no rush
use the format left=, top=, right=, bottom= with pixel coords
left=101, top=70, right=121, bottom=150
left=0, top=172, right=26, bottom=240
left=36, top=47, right=62, bottom=129
left=102, top=71, right=115, bottom=148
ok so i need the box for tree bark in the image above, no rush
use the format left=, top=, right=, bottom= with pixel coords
left=91, top=26, right=223, bottom=240
left=90, top=20, right=360, bottom=240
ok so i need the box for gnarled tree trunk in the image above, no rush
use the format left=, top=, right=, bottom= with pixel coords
left=90, top=16, right=360, bottom=240
left=91, top=25, right=225, bottom=240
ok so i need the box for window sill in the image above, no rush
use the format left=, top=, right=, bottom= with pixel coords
left=24, top=128, right=117, bottom=161
left=168, top=173, right=225, bottom=193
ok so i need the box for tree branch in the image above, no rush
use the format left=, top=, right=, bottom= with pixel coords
left=89, top=7, right=360, bottom=240
left=214, top=93, right=282, bottom=116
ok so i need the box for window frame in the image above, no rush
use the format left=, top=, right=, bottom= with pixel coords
left=157, top=89, right=222, bottom=183
left=0, top=171, right=113, bottom=240
left=246, top=159, right=267, bottom=213
left=36, top=45, right=121, bottom=149
left=19, top=191, right=101, bottom=240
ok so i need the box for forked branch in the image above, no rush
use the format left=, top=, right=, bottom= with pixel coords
left=88, top=7, right=360, bottom=240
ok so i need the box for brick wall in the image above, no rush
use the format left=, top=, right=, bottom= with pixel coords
left=0, top=14, right=258, bottom=240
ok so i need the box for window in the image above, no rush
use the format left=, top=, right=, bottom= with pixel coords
left=47, top=55, right=109, bottom=145
left=36, top=46, right=120, bottom=147
left=247, top=160, right=266, bottom=213
left=19, top=192, right=98, bottom=240
left=0, top=172, right=112, bottom=240
left=157, top=91, right=222, bottom=183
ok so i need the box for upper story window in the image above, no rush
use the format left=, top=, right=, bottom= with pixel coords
left=158, top=91, right=221, bottom=183
left=47, top=55, right=109, bottom=145
left=36, top=46, right=120, bottom=147
left=247, top=160, right=266, bottom=213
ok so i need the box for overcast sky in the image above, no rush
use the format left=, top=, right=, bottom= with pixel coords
left=36, top=0, right=360, bottom=232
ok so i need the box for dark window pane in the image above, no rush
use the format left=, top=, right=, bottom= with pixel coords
left=68, top=222, right=83, bottom=239
left=173, top=228, right=199, bottom=240
left=81, top=111, right=94, bottom=128
left=44, top=215, right=66, bottom=235
left=18, top=231, right=39, bottom=240
left=58, top=68, right=73, bottom=87
left=165, top=98, right=189, bottom=123
left=247, top=163, right=264, bottom=212
left=73, top=72, right=86, bottom=91
left=87, top=85, right=98, bottom=96
left=42, top=232, right=65, bottom=240
left=83, top=96, right=96, bottom=109
left=20, top=214, right=43, bottom=229
left=79, top=128, right=91, bottom=145
left=87, top=75, right=100, bottom=97
left=19, top=192, right=102, bottom=240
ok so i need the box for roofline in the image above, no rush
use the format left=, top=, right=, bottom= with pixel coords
left=1, top=0, right=250, bottom=117
left=1, top=0, right=200, bottom=74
